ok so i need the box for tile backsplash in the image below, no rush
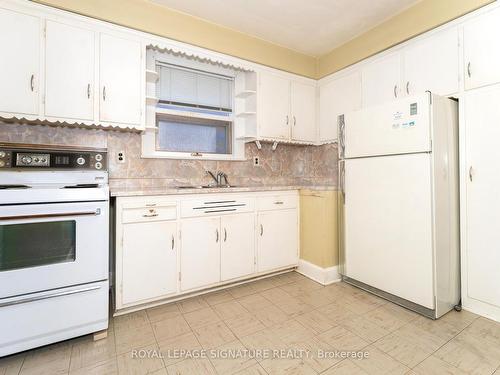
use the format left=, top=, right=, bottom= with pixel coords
left=0, top=122, right=338, bottom=190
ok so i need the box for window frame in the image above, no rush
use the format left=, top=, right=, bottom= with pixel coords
left=141, top=52, right=246, bottom=161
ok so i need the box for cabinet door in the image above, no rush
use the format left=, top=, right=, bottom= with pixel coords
left=258, top=72, right=290, bottom=140
left=291, top=81, right=316, bottom=142
left=464, top=8, right=500, bottom=90
left=180, top=217, right=221, bottom=291
left=404, top=28, right=458, bottom=96
left=122, top=221, right=177, bottom=305
left=221, top=213, right=255, bottom=281
left=362, top=52, right=401, bottom=107
left=464, top=87, right=500, bottom=308
left=45, top=21, right=95, bottom=120
left=257, top=209, right=298, bottom=272
left=99, top=34, right=142, bottom=126
left=0, top=8, right=39, bottom=115
left=319, top=72, right=361, bottom=142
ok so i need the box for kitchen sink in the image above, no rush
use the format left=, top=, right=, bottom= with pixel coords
left=175, top=185, right=238, bottom=189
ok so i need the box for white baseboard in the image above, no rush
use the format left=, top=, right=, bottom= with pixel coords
left=297, top=259, right=341, bottom=285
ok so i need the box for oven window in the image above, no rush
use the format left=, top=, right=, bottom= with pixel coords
left=0, top=221, right=76, bottom=271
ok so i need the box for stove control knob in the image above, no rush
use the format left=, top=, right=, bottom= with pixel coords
left=95, top=154, right=103, bottom=161
left=0, top=160, right=5, bottom=167
left=0, top=151, right=5, bottom=158
left=34, top=157, right=39, bottom=162
left=21, top=156, right=32, bottom=164
left=95, top=162, right=102, bottom=170
left=76, top=157, right=86, bottom=165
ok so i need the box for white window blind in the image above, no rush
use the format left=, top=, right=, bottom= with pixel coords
left=157, top=63, right=233, bottom=112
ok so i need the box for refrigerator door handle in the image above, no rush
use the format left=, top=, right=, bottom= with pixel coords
left=338, top=159, right=346, bottom=276
left=338, top=114, right=345, bottom=159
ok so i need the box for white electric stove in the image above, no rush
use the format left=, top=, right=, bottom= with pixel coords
left=0, top=143, right=110, bottom=357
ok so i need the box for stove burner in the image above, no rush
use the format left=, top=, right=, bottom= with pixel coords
left=62, top=184, right=99, bottom=189
left=0, top=184, right=31, bottom=190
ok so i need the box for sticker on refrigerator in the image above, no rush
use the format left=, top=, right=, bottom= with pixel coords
left=393, top=111, right=403, bottom=120
left=410, top=103, right=418, bottom=115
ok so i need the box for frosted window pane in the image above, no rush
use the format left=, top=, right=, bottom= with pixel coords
left=197, top=75, right=221, bottom=108
left=157, top=118, right=230, bottom=154
left=170, top=69, right=197, bottom=105
left=157, top=66, right=171, bottom=101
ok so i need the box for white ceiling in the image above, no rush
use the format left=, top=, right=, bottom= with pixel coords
left=151, top=0, right=420, bottom=56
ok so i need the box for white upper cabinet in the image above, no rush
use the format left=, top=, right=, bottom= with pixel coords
left=290, top=81, right=316, bottom=142
left=258, top=71, right=317, bottom=142
left=45, top=21, right=95, bottom=120
left=0, top=8, right=40, bottom=115
left=258, top=72, right=290, bottom=140
left=463, top=7, right=500, bottom=90
left=362, top=52, right=401, bottom=107
left=403, top=28, right=459, bottom=96
left=319, top=71, right=361, bottom=142
left=99, top=34, right=142, bottom=127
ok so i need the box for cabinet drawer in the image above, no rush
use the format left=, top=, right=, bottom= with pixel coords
left=122, top=203, right=177, bottom=223
left=181, top=197, right=254, bottom=218
left=257, top=195, right=297, bottom=211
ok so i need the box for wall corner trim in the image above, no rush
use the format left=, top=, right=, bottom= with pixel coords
left=297, top=259, right=341, bottom=285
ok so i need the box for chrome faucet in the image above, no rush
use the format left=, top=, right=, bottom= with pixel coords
left=206, top=170, right=230, bottom=187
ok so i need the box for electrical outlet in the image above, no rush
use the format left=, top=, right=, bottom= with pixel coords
left=253, top=156, right=261, bottom=166
left=117, top=151, right=126, bottom=164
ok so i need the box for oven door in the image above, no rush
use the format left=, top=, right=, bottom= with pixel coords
left=0, top=201, right=108, bottom=298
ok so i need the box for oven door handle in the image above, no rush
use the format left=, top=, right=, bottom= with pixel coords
left=0, top=285, right=102, bottom=308
left=0, top=209, right=101, bottom=221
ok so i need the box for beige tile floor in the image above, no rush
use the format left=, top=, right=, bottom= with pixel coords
left=1, top=271, right=500, bottom=375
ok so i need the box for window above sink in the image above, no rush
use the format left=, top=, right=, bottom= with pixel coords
left=142, top=48, right=253, bottom=160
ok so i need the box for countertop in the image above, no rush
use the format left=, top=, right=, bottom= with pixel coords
left=110, top=185, right=336, bottom=197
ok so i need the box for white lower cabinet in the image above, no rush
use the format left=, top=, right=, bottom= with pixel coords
left=180, top=217, right=221, bottom=291
left=121, top=220, right=177, bottom=305
left=221, top=213, right=255, bottom=281
left=115, top=191, right=298, bottom=312
left=257, top=209, right=298, bottom=272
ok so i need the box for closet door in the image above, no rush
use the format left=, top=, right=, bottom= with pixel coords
left=45, top=21, right=95, bottom=120
left=99, top=33, right=142, bottom=126
left=464, top=86, right=500, bottom=309
left=0, top=8, right=40, bottom=115
left=361, top=52, right=401, bottom=107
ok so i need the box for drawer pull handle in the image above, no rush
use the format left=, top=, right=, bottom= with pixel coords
left=143, top=213, right=158, bottom=218
left=145, top=203, right=157, bottom=207
left=274, top=201, right=284, bottom=205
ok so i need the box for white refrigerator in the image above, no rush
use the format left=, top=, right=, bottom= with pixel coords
left=338, top=92, right=460, bottom=319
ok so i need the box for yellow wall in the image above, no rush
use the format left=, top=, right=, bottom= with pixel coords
left=300, top=190, right=338, bottom=268
left=34, top=0, right=493, bottom=79
left=317, top=0, right=494, bottom=78
left=32, top=0, right=316, bottom=78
